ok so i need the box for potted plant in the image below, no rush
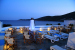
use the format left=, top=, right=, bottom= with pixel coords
left=3, top=24, right=12, bottom=27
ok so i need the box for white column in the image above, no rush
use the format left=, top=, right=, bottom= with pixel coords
left=30, top=18, right=35, bottom=31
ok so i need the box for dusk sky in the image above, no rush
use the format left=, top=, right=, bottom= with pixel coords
left=0, top=0, right=75, bottom=20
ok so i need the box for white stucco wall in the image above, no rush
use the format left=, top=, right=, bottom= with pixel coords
left=64, top=20, right=75, bottom=26
left=0, top=21, right=2, bottom=32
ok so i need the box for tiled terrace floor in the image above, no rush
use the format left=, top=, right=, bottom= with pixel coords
left=11, top=32, right=68, bottom=50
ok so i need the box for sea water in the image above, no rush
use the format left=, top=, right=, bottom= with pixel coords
left=0, top=20, right=64, bottom=26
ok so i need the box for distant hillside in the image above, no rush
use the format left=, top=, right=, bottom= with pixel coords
left=35, top=11, right=75, bottom=21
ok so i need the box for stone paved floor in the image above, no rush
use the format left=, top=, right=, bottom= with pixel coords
left=12, top=32, right=68, bottom=50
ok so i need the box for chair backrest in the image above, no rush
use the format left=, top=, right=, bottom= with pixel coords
left=39, top=33, right=41, bottom=35
left=7, top=38, right=14, bottom=44
left=24, top=31, right=28, bottom=35
left=27, top=27, right=29, bottom=30
left=5, top=34, right=11, bottom=37
left=28, top=31, right=34, bottom=35
left=38, top=33, right=41, bottom=37
left=41, top=34, right=45, bottom=39
left=24, top=35, right=30, bottom=39
left=5, top=31, right=11, bottom=34
left=4, top=37, right=9, bottom=41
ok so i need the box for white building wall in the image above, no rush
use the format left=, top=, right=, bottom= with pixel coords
left=64, top=20, right=75, bottom=26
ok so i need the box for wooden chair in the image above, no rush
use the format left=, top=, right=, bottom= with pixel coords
left=47, top=32, right=50, bottom=35
left=36, top=34, right=43, bottom=44
left=38, top=33, right=41, bottom=37
left=30, top=33, right=34, bottom=43
left=23, top=31, right=28, bottom=35
left=23, top=27, right=26, bottom=31
left=6, top=38, right=17, bottom=48
left=41, top=34, right=45, bottom=43
left=24, top=35, right=31, bottom=44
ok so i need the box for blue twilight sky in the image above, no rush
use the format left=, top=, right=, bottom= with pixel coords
left=0, top=0, right=75, bottom=20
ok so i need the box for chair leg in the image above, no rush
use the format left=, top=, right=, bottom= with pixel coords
left=28, top=39, right=31, bottom=44
left=24, top=39, right=26, bottom=43
left=36, top=39, right=42, bottom=44
left=40, top=40, right=42, bottom=44
left=41, top=39, right=43, bottom=43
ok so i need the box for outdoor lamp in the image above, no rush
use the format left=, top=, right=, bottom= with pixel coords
left=54, top=27, right=57, bottom=30
left=47, top=27, right=50, bottom=31
left=39, top=28, right=42, bottom=31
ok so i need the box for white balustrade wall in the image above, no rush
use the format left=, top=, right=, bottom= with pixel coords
left=0, top=21, right=2, bottom=32
left=67, top=32, right=75, bottom=49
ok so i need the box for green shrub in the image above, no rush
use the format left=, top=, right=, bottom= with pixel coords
left=46, top=24, right=49, bottom=25
left=69, top=24, right=73, bottom=27
left=3, top=24, right=12, bottom=27
left=58, top=23, right=61, bottom=25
